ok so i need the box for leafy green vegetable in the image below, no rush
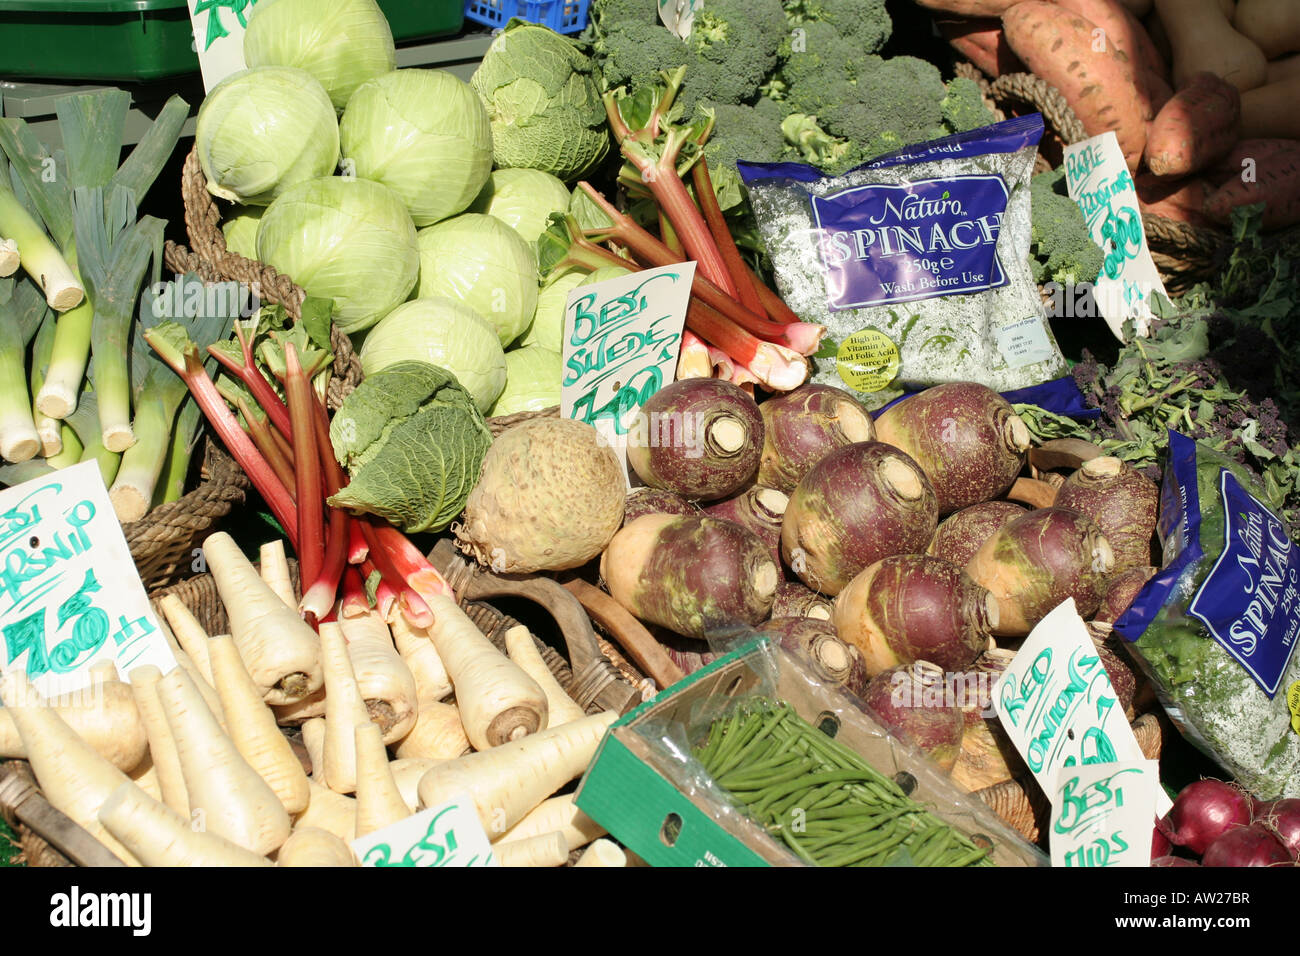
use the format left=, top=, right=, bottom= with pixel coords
left=328, top=361, right=491, bottom=533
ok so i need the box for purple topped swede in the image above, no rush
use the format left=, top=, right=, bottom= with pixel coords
left=757, top=384, right=874, bottom=494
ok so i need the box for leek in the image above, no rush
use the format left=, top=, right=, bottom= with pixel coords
left=66, top=390, right=119, bottom=487
left=47, top=421, right=82, bottom=469
left=154, top=398, right=202, bottom=506
left=28, top=306, right=61, bottom=456
left=0, top=179, right=82, bottom=311
left=0, top=277, right=49, bottom=462
left=110, top=275, right=235, bottom=521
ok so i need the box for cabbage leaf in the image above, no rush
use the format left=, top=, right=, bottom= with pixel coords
left=329, top=361, right=491, bottom=533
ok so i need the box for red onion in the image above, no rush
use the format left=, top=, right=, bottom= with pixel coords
left=1151, top=824, right=1172, bottom=861
left=1151, top=856, right=1199, bottom=867
left=1159, top=779, right=1254, bottom=856
left=1201, top=824, right=1293, bottom=867
left=1255, top=798, right=1300, bottom=860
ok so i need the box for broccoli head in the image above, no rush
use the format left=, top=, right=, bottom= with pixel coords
left=940, top=76, right=996, bottom=135
left=785, top=0, right=891, bottom=55
left=1030, top=167, right=1104, bottom=287
left=702, top=99, right=789, bottom=211
left=782, top=113, right=863, bottom=173
left=821, top=56, right=947, bottom=160
left=597, top=18, right=691, bottom=95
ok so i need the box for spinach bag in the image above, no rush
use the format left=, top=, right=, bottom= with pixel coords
left=1116, top=431, right=1300, bottom=798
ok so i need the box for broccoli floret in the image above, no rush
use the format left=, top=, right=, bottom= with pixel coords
left=940, top=76, right=996, bottom=135
left=1030, top=167, right=1105, bottom=287
left=785, top=0, right=891, bottom=55
left=702, top=99, right=789, bottom=210
left=778, top=21, right=863, bottom=116
left=782, top=113, right=863, bottom=173
left=598, top=19, right=691, bottom=94
left=821, top=56, right=946, bottom=160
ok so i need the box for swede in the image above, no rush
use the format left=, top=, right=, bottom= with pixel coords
left=782, top=442, right=938, bottom=596
left=860, top=664, right=965, bottom=772
left=758, top=617, right=869, bottom=697
left=624, top=487, right=697, bottom=524
left=965, top=507, right=1115, bottom=636
left=927, top=500, right=1027, bottom=569
left=1054, top=456, right=1158, bottom=572
left=770, top=580, right=834, bottom=620
left=602, top=514, right=779, bottom=639
left=705, top=486, right=788, bottom=571
left=758, top=384, right=874, bottom=494
left=873, top=383, right=1031, bottom=514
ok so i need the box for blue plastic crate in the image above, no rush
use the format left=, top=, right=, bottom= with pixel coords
left=464, top=0, right=590, bottom=34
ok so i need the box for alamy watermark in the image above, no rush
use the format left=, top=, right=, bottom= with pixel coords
left=149, top=275, right=260, bottom=321
left=610, top=410, right=708, bottom=460
left=890, top=663, right=998, bottom=718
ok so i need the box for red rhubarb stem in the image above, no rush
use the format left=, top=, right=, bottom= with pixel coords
left=687, top=301, right=809, bottom=392
left=340, top=567, right=370, bottom=619
left=285, top=343, right=325, bottom=597
left=206, top=322, right=293, bottom=440
left=357, top=521, right=437, bottom=627
left=349, top=522, right=370, bottom=565
left=239, top=398, right=297, bottom=499
left=691, top=158, right=767, bottom=318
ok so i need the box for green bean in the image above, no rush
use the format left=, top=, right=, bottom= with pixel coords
left=712, top=707, right=792, bottom=778
left=818, top=826, right=912, bottom=867
left=909, top=827, right=954, bottom=867
left=938, top=844, right=991, bottom=867
left=776, top=825, right=818, bottom=865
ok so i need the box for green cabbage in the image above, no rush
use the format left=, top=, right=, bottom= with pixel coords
left=469, top=21, right=611, bottom=183
left=243, top=0, right=395, bottom=111
left=195, top=67, right=340, bottom=206
left=415, top=213, right=539, bottom=347
left=340, top=70, right=493, bottom=227
left=221, top=206, right=263, bottom=259
left=359, top=296, right=507, bottom=413
left=257, top=176, right=419, bottom=335
left=328, top=361, right=491, bottom=533
left=492, top=345, right=562, bottom=416
left=521, top=270, right=584, bottom=350
left=470, top=168, right=572, bottom=244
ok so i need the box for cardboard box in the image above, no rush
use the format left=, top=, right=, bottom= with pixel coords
left=575, top=638, right=1048, bottom=868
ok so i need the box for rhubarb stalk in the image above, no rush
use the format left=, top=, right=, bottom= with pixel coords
left=691, top=157, right=766, bottom=318
left=284, top=343, right=324, bottom=609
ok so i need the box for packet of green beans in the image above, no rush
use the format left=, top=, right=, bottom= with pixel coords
left=607, top=638, right=1045, bottom=867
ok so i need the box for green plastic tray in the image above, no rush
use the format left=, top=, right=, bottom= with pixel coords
left=0, top=0, right=464, bottom=83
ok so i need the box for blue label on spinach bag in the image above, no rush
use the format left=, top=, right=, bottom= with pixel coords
left=810, top=175, right=1010, bottom=311
left=1187, top=469, right=1300, bottom=697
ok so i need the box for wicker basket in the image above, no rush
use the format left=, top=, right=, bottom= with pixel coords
left=955, top=63, right=1228, bottom=295
left=1, top=554, right=647, bottom=867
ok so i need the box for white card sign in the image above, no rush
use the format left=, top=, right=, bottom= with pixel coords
left=561, top=262, right=695, bottom=487
left=658, top=0, right=704, bottom=39
left=186, top=0, right=264, bottom=92
left=0, top=462, right=174, bottom=699
left=1062, top=131, right=1168, bottom=343
left=352, top=796, right=496, bottom=867
left=993, top=600, right=1170, bottom=815
left=1050, top=759, right=1161, bottom=868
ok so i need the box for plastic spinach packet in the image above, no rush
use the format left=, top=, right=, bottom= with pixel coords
left=1115, top=431, right=1300, bottom=798
left=738, top=115, right=1067, bottom=410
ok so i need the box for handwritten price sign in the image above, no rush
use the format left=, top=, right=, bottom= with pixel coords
left=1050, top=760, right=1160, bottom=868
left=1063, top=132, right=1168, bottom=343
left=0, top=462, right=174, bottom=699
left=993, top=600, right=1170, bottom=816
left=561, top=262, right=695, bottom=485
left=185, top=0, right=264, bottom=91
left=352, top=795, right=496, bottom=867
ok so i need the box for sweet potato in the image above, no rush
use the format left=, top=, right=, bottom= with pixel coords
left=1156, top=0, right=1268, bottom=92
left=937, top=17, right=1027, bottom=77
left=1240, top=75, right=1300, bottom=138
left=1144, top=72, right=1242, bottom=176
left=1203, top=152, right=1300, bottom=229
left=1267, top=55, right=1300, bottom=85
left=916, top=0, right=1021, bottom=15
left=1135, top=172, right=1213, bottom=225
left=1145, top=69, right=1173, bottom=114
left=1003, top=2, right=1149, bottom=170
left=1055, top=0, right=1169, bottom=116
left=1211, top=137, right=1300, bottom=183
left=1233, top=0, right=1300, bottom=60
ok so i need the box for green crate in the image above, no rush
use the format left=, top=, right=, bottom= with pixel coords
left=0, top=0, right=464, bottom=83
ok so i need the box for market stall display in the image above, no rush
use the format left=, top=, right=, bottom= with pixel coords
left=0, top=0, right=1298, bottom=870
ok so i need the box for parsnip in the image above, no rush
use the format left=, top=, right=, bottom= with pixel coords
left=504, top=625, right=585, bottom=727
left=272, top=688, right=326, bottom=725
left=424, top=592, right=547, bottom=750
left=129, top=666, right=190, bottom=815
left=0, top=672, right=140, bottom=865
left=276, top=826, right=357, bottom=866
left=0, top=668, right=147, bottom=771
left=157, top=615, right=226, bottom=727
left=389, top=758, right=441, bottom=814
left=320, top=622, right=372, bottom=793
left=208, top=635, right=311, bottom=815
left=340, top=610, right=418, bottom=743
left=492, top=830, right=569, bottom=867
left=301, top=717, right=327, bottom=783
left=389, top=612, right=452, bottom=706
left=99, top=782, right=273, bottom=867
left=157, top=595, right=215, bottom=685
left=393, top=701, right=471, bottom=761
left=354, top=722, right=411, bottom=836
left=417, top=711, right=618, bottom=834
left=574, top=839, right=627, bottom=867
left=204, top=532, right=323, bottom=704
left=259, top=539, right=297, bottom=610
left=130, top=758, right=162, bottom=801
left=293, top=781, right=356, bottom=841
left=157, top=666, right=291, bottom=856
left=493, top=793, right=606, bottom=850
